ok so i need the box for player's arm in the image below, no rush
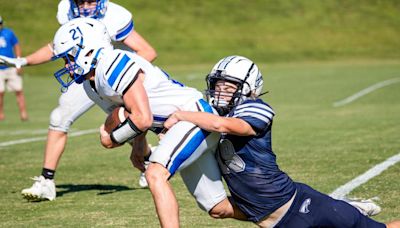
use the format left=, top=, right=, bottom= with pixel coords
left=13, top=43, right=22, bottom=58
left=164, top=111, right=256, bottom=136
left=129, top=132, right=148, bottom=172
left=101, top=71, right=152, bottom=148
left=122, top=31, right=157, bottom=62
left=24, top=43, right=54, bottom=65
left=122, top=71, right=153, bottom=131
left=13, top=42, right=23, bottom=74
left=0, top=43, right=53, bottom=68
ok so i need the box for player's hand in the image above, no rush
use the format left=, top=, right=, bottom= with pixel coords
left=16, top=67, right=23, bottom=75
left=0, top=55, right=27, bottom=68
left=164, top=112, right=181, bottom=129
left=99, top=124, right=120, bottom=148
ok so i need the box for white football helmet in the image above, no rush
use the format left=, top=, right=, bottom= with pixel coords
left=206, top=55, right=263, bottom=115
left=68, top=0, right=108, bottom=19
left=52, top=17, right=112, bottom=90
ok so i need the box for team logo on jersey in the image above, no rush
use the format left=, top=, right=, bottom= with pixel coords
left=217, top=139, right=245, bottom=174
left=0, top=37, right=7, bottom=48
left=299, top=198, right=311, bottom=214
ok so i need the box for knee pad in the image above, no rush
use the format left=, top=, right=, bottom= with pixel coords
left=49, top=106, right=73, bottom=132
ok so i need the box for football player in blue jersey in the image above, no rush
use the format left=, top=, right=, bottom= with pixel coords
left=164, top=55, right=400, bottom=228
left=0, top=16, right=28, bottom=121
left=0, top=0, right=156, bottom=201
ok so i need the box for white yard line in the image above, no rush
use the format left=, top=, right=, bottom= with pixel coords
left=333, top=78, right=400, bottom=107
left=0, top=129, right=49, bottom=136
left=330, top=152, right=400, bottom=199
left=0, top=129, right=98, bottom=147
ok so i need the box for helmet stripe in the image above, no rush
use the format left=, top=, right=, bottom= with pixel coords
left=217, top=56, right=236, bottom=70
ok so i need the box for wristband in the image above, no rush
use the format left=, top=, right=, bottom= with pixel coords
left=110, top=118, right=143, bottom=144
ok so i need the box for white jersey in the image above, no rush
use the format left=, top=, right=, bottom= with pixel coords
left=95, top=49, right=203, bottom=131
left=57, top=0, right=133, bottom=41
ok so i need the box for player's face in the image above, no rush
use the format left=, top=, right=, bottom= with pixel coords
left=76, top=0, right=98, bottom=16
left=62, top=55, right=76, bottom=77
left=62, top=55, right=94, bottom=81
left=215, top=80, right=238, bottom=103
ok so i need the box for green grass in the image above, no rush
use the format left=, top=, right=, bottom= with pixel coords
left=0, top=0, right=399, bottom=226
left=0, top=59, right=399, bottom=226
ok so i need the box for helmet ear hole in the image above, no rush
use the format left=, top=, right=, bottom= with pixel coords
left=85, top=49, right=94, bottom=57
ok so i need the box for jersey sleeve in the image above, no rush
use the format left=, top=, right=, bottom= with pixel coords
left=56, top=0, right=70, bottom=25
left=103, top=3, right=134, bottom=41
left=102, top=51, right=141, bottom=95
left=232, top=101, right=275, bottom=135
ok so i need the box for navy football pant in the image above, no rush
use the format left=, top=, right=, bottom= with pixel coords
left=275, top=182, right=386, bottom=228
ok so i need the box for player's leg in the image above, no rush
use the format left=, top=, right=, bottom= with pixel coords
left=146, top=162, right=179, bottom=228
left=274, top=182, right=386, bottom=228
left=146, top=120, right=220, bottom=227
left=43, top=82, right=96, bottom=171
left=15, top=91, right=28, bottom=120
left=180, top=150, right=247, bottom=220
left=22, top=82, right=95, bottom=201
left=386, top=220, right=400, bottom=228
left=7, top=69, right=28, bottom=120
left=0, top=91, right=4, bottom=120
left=0, top=69, right=7, bottom=120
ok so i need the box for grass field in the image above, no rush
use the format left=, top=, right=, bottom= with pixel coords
left=0, top=59, right=399, bottom=226
left=1, top=0, right=399, bottom=226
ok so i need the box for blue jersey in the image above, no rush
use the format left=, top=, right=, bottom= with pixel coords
left=217, top=98, right=296, bottom=222
left=0, top=28, right=18, bottom=70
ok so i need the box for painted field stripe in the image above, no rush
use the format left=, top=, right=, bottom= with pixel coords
left=0, top=129, right=98, bottom=147
left=0, top=128, right=88, bottom=136
left=0, top=129, right=49, bottom=136
left=333, top=78, right=400, bottom=107
left=330, top=152, right=400, bottom=199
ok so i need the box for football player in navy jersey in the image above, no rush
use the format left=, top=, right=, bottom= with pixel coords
left=164, top=55, right=400, bottom=228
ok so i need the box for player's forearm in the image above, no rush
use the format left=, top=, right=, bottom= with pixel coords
left=127, top=110, right=153, bottom=132
left=136, top=47, right=157, bottom=63
left=14, top=44, right=22, bottom=57
left=174, top=111, right=256, bottom=136
left=25, top=43, right=54, bottom=65
left=175, top=111, right=227, bottom=133
left=123, top=31, right=157, bottom=62
left=131, top=132, right=148, bottom=155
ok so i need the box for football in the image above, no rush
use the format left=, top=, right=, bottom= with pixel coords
left=104, top=106, right=130, bottom=133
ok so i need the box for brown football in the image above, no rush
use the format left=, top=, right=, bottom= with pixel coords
left=104, top=106, right=130, bottom=133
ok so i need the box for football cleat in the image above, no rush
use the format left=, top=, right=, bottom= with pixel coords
left=347, top=198, right=381, bottom=217
left=21, top=176, right=56, bottom=201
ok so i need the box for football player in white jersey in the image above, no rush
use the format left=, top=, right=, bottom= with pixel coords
left=0, top=0, right=156, bottom=201
left=164, top=56, right=400, bottom=228
left=51, top=18, right=246, bottom=227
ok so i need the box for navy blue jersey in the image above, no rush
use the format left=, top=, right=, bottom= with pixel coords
left=217, top=98, right=296, bottom=222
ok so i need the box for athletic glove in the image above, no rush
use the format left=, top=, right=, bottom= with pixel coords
left=0, top=55, right=27, bottom=68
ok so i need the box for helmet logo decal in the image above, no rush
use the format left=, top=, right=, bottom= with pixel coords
left=69, top=26, right=83, bottom=40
